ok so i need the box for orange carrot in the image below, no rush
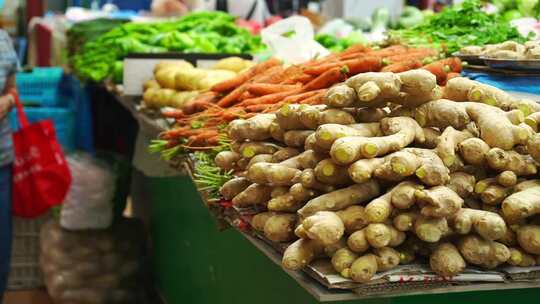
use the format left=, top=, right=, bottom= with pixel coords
left=384, top=49, right=438, bottom=64
left=161, top=109, right=186, bottom=119
left=368, top=45, right=409, bottom=57
left=340, top=44, right=370, bottom=57
left=345, top=56, right=383, bottom=75
left=247, top=83, right=301, bottom=96
left=299, top=91, right=326, bottom=104
left=240, top=89, right=300, bottom=106
left=447, top=72, right=461, bottom=80
left=381, top=59, right=423, bottom=72
left=302, top=67, right=347, bottom=92
left=422, top=57, right=462, bottom=84
left=283, top=89, right=325, bottom=103
left=246, top=104, right=271, bottom=112
left=216, top=85, right=247, bottom=107
left=211, top=58, right=282, bottom=92
left=282, top=73, right=315, bottom=84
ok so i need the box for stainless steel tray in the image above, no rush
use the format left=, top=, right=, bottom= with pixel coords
left=481, top=57, right=540, bottom=71
left=452, top=52, right=484, bottom=65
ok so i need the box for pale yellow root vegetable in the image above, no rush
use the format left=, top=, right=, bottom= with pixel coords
left=325, top=84, right=358, bottom=108
left=474, top=178, right=497, bottom=194
left=457, top=235, right=510, bottom=269
left=447, top=172, right=476, bottom=199
left=374, top=247, right=400, bottom=271
left=272, top=148, right=301, bottom=162
left=330, top=117, right=424, bottom=164
left=143, top=79, right=160, bottom=91
left=502, top=186, right=540, bottom=221
left=296, top=150, right=326, bottom=169
left=304, top=108, right=357, bottom=130
left=314, top=123, right=381, bottom=150
left=298, top=181, right=380, bottom=217
left=526, top=134, right=540, bottom=163
left=419, top=127, right=441, bottom=149
left=246, top=154, right=275, bottom=169
left=468, top=82, right=517, bottom=110
left=154, top=68, right=179, bottom=89
left=232, top=184, right=272, bottom=207
left=247, top=162, right=301, bottom=186
left=525, top=112, right=540, bottom=132
left=269, top=121, right=285, bottom=142
left=516, top=225, right=540, bottom=255
left=414, top=215, right=449, bottom=243
left=235, top=158, right=250, bottom=171
left=350, top=254, right=379, bottom=283
left=282, top=238, right=325, bottom=270
left=331, top=248, right=359, bottom=278
left=348, top=157, right=385, bottom=184
left=324, top=238, right=347, bottom=258
left=480, top=183, right=511, bottom=206
left=396, top=246, right=416, bottom=265
left=416, top=100, right=529, bottom=150
left=485, top=148, right=537, bottom=176
left=336, top=205, right=369, bottom=234
left=348, top=229, right=370, bottom=253
left=252, top=213, right=297, bottom=242
left=437, top=127, right=474, bottom=167
left=387, top=148, right=450, bottom=186
left=365, top=223, right=405, bottom=248
left=313, top=159, right=352, bottom=185
left=299, top=169, right=335, bottom=193
left=514, top=179, right=540, bottom=192
left=239, top=142, right=281, bottom=158
left=391, top=181, right=423, bottom=209
left=283, top=130, right=315, bottom=148
left=365, top=191, right=394, bottom=223
left=276, top=104, right=309, bottom=130
left=516, top=99, right=540, bottom=116
left=452, top=208, right=507, bottom=240
left=304, top=133, right=327, bottom=154
left=458, top=138, right=490, bottom=166
left=289, top=183, right=318, bottom=202
left=345, top=72, right=401, bottom=105
left=395, top=69, right=441, bottom=108
left=415, top=186, right=463, bottom=218
left=393, top=212, right=418, bottom=232
left=443, top=77, right=478, bottom=102
left=352, top=107, right=390, bottom=123
left=496, top=171, right=518, bottom=187
left=296, top=211, right=345, bottom=246
left=228, top=114, right=276, bottom=141
left=219, top=177, right=251, bottom=200
left=508, top=247, right=537, bottom=266
left=429, top=243, right=466, bottom=277
left=214, top=151, right=242, bottom=171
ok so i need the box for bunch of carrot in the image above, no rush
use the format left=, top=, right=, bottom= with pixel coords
left=158, top=44, right=462, bottom=150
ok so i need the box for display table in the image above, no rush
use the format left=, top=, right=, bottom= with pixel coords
left=105, top=86, right=540, bottom=304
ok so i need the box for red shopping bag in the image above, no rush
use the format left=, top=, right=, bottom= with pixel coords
left=11, top=92, right=71, bottom=218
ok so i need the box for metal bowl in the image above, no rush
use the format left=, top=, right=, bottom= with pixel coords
left=480, top=57, right=540, bottom=71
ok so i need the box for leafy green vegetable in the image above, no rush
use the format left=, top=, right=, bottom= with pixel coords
left=389, top=0, right=527, bottom=54
left=73, top=11, right=265, bottom=82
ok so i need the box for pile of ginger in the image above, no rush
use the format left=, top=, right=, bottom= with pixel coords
left=214, top=69, right=540, bottom=283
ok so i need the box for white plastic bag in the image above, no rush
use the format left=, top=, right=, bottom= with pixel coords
left=261, top=16, right=329, bottom=64
left=60, top=153, right=116, bottom=230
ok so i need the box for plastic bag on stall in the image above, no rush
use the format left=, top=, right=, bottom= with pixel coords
left=60, top=153, right=116, bottom=230
left=261, top=16, right=329, bottom=64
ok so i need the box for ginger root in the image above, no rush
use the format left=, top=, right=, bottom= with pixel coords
left=247, top=162, right=301, bottom=186
left=232, top=184, right=272, bottom=207
left=387, top=148, right=450, bottom=186
left=228, top=114, right=275, bottom=141
left=516, top=225, right=540, bottom=255
left=452, top=208, right=507, bottom=240
left=325, top=84, right=358, bottom=108
left=219, top=177, right=251, bottom=200
left=429, top=243, right=466, bottom=277
left=485, top=148, right=537, bottom=176
left=215, top=151, right=242, bottom=171
left=282, top=238, right=325, bottom=270
left=448, top=172, right=476, bottom=199
left=296, top=211, right=345, bottom=246
left=314, top=123, right=381, bottom=150
left=437, top=127, right=473, bottom=167
left=298, top=181, right=380, bottom=217
left=457, top=235, right=510, bottom=269
left=336, top=206, right=369, bottom=234
left=313, top=159, right=352, bottom=186
left=415, top=186, right=463, bottom=218
left=508, top=247, right=537, bottom=267
left=331, top=248, right=358, bottom=278
left=414, top=215, right=449, bottom=243
left=502, top=186, right=540, bottom=221
left=458, top=137, right=490, bottom=166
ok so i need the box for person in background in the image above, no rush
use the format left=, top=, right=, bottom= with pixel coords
left=0, top=29, right=18, bottom=301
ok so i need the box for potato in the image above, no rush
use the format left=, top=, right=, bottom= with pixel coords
left=154, top=60, right=193, bottom=74
left=213, top=57, right=254, bottom=72
left=175, top=68, right=209, bottom=90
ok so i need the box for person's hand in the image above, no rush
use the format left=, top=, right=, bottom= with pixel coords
left=0, top=94, right=14, bottom=120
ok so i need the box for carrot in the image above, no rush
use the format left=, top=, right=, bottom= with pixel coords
left=368, top=45, right=409, bottom=57
left=216, top=85, right=248, bottom=107
left=283, top=89, right=325, bottom=103
left=381, top=59, right=423, bottom=73
left=303, top=61, right=345, bottom=76
left=447, top=72, right=461, bottom=80
left=383, top=49, right=438, bottom=64
left=345, top=56, right=383, bottom=75
left=422, top=57, right=462, bottom=84
left=281, top=73, right=315, bottom=84
left=247, top=83, right=301, bottom=96
left=340, top=44, right=370, bottom=57
left=187, top=129, right=220, bottom=146
left=245, top=104, right=271, bottom=112
left=240, top=89, right=300, bottom=106
left=211, top=58, right=282, bottom=92
left=299, top=91, right=326, bottom=105
left=302, top=67, right=347, bottom=92
left=182, top=98, right=218, bottom=115
left=161, top=109, right=185, bottom=119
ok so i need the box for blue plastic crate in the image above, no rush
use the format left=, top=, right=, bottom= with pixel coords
left=16, top=67, right=64, bottom=107
left=9, top=107, right=76, bottom=151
